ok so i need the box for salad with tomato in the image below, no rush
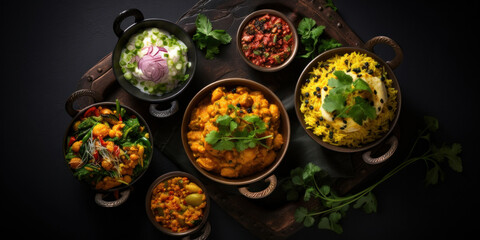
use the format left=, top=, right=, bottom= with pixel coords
left=64, top=100, right=152, bottom=191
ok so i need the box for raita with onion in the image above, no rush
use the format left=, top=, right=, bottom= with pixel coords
left=119, top=28, right=190, bottom=96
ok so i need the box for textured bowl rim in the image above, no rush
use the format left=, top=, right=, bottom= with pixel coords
left=181, top=78, right=291, bottom=185
left=294, top=47, right=402, bottom=153
left=236, top=9, right=298, bottom=72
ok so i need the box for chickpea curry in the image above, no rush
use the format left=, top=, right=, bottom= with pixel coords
left=64, top=100, right=152, bottom=190
left=187, top=86, right=284, bottom=178
left=150, top=176, right=207, bottom=232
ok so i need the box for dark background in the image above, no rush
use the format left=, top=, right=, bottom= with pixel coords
left=1, top=0, right=477, bottom=239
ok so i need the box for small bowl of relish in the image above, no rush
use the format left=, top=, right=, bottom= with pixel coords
left=236, top=9, right=298, bottom=72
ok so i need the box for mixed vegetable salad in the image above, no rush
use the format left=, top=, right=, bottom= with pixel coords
left=64, top=100, right=152, bottom=191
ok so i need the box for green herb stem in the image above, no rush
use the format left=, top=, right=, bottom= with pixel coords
left=309, top=127, right=439, bottom=218
left=221, top=135, right=272, bottom=141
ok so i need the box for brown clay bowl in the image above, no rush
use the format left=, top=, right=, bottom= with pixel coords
left=236, top=9, right=298, bottom=72
left=181, top=78, right=290, bottom=198
left=145, top=171, right=211, bottom=238
left=294, top=36, right=403, bottom=164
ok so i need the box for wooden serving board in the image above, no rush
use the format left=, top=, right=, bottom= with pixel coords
left=74, top=0, right=401, bottom=239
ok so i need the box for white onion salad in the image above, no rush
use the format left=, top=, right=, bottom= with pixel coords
left=119, top=28, right=190, bottom=96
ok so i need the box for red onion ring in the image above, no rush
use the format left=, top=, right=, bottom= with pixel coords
left=137, top=46, right=169, bottom=83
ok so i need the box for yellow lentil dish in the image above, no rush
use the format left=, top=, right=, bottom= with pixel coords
left=187, top=86, right=284, bottom=178
left=299, top=52, right=398, bottom=147
left=150, top=177, right=206, bottom=232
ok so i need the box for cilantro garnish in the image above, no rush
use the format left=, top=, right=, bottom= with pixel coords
left=297, top=18, right=342, bottom=58
left=192, top=14, right=232, bottom=59
left=321, top=70, right=375, bottom=125
left=205, top=105, right=272, bottom=151
left=283, top=116, right=463, bottom=234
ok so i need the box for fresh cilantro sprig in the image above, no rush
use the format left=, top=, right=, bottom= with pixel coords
left=192, top=14, right=232, bottom=59
left=297, top=18, right=341, bottom=59
left=322, top=70, right=376, bottom=125
left=205, top=105, right=272, bottom=151
left=325, top=0, right=338, bottom=11
left=283, top=116, right=463, bottom=234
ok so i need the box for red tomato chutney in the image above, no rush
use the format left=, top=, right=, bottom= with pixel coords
left=240, top=14, right=294, bottom=68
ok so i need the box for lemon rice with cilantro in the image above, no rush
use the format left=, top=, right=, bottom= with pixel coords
left=299, top=52, right=398, bottom=147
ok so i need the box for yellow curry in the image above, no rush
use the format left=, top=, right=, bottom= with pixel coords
left=187, top=86, right=284, bottom=178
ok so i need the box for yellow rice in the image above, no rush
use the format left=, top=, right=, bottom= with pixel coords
left=299, top=52, right=398, bottom=147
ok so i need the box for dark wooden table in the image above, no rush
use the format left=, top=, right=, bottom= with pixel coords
left=2, top=0, right=477, bottom=239
left=75, top=1, right=404, bottom=238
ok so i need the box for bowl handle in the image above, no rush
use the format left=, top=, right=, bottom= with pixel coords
left=238, top=175, right=277, bottom=199
left=65, top=89, right=101, bottom=117
left=94, top=189, right=130, bottom=207
left=149, top=100, right=179, bottom=118
left=363, top=36, right=403, bottom=70
left=113, top=8, right=144, bottom=38
left=181, top=222, right=211, bottom=240
left=362, top=135, right=398, bottom=164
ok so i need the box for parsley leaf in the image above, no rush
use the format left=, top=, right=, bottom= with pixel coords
left=297, top=18, right=325, bottom=58
left=322, top=93, right=346, bottom=113
left=205, top=130, right=220, bottom=145
left=327, top=71, right=354, bottom=95
left=297, top=18, right=341, bottom=58
left=352, top=192, right=377, bottom=214
left=195, top=14, right=212, bottom=34
left=353, top=78, right=372, bottom=92
left=283, top=116, right=463, bottom=234
left=338, top=97, right=376, bottom=125
left=192, top=14, right=232, bottom=59
left=322, top=71, right=376, bottom=125
left=204, top=113, right=272, bottom=151
left=318, top=38, right=342, bottom=53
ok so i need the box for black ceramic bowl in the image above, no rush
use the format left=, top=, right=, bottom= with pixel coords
left=112, top=9, right=196, bottom=116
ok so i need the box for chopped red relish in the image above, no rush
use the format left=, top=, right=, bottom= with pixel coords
left=241, top=14, right=294, bottom=68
